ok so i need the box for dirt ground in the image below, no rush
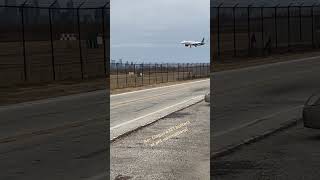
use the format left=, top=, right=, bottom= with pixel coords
left=0, top=78, right=107, bottom=106
left=2, top=50, right=320, bottom=106
left=213, top=50, right=320, bottom=72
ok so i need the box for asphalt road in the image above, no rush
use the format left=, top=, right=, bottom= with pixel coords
left=212, top=56, right=320, bottom=150
left=0, top=90, right=108, bottom=180
left=110, top=79, right=210, bottom=179
left=110, top=79, right=209, bottom=139
left=212, top=122, right=320, bottom=180
left=0, top=78, right=209, bottom=180
left=111, top=101, right=210, bottom=180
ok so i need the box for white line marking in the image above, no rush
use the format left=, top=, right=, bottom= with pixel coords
left=213, top=105, right=303, bottom=137
left=111, top=84, right=208, bottom=108
left=111, top=79, right=209, bottom=97
left=111, top=95, right=204, bottom=130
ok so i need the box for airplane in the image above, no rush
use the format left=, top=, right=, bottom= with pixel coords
left=180, top=38, right=205, bottom=48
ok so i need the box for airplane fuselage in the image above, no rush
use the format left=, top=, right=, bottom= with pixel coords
left=180, top=39, right=205, bottom=48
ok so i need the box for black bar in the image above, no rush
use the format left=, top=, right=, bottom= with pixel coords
left=48, top=8, right=55, bottom=80
left=21, top=7, right=27, bottom=81
left=77, top=8, right=84, bottom=79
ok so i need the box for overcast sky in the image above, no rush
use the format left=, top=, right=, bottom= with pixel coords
left=111, top=0, right=209, bottom=63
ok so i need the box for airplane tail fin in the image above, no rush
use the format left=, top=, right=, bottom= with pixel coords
left=201, top=38, right=205, bottom=43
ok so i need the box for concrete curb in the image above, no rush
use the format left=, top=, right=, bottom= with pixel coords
left=111, top=95, right=205, bottom=142
left=211, top=118, right=300, bottom=159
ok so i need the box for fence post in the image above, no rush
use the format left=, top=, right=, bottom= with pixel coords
left=187, top=63, right=189, bottom=79
left=233, top=4, right=238, bottom=56
left=299, top=6, right=302, bottom=42
left=261, top=7, right=264, bottom=54
left=182, top=63, right=185, bottom=80
left=178, top=63, right=180, bottom=81
left=288, top=5, right=291, bottom=50
left=312, top=5, right=315, bottom=48
left=77, top=7, right=84, bottom=79
left=155, top=63, right=157, bottom=84
left=141, top=63, right=144, bottom=86
left=160, top=64, right=163, bottom=83
left=217, top=6, right=221, bottom=57
left=190, top=64, right=193, bottom=80
left=203, top=63, right=205, bottom=77
left=148, top=64, right=151, bottom=85
left=247, top=5, right=251, bottom=55
left=199, top=63, right=201, bottom=78
left=20, top=5, right=27, bottom=81
left=134, top=64, right=136, bottom=87
left=116, top=63, right=119, bottom=89
left=125, top=63, right=127, bottom=88
left=116, top=63, right=119, bottom=88
left=102, top=7, right=107, bottom=76
left=166, top=63, right=169, bottom=82
left=193, top=64, right=195, bottom=79
left=275, top=6, right=278, bottom=48
left=172, top=64, right=175, bottom=81
left=196, top=64, right=198, bottom=78
left=48, top=7, right=56, bottom=80
left=198, top=63, right=201, bottom=78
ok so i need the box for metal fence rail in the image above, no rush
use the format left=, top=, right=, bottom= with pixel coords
left=0, top=3, right=109, bottom=86
left=211, top=5, right=320, bottom=60
left=110, top=63, right=210, bottom=89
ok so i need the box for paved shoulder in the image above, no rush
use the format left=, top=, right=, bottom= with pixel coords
left=212, top=122, right=320, bottom=180
left=111, top=101, right=210, bottom=180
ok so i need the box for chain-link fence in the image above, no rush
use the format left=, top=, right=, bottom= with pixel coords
left=110, top=63, right=210, bottom=90
left=211, top=5, right=320, bottom=60
left=0, top=2, right=109, bottom=86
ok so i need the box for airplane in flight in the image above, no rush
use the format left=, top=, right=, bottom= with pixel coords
left=180, top=38, right=205, bottom=48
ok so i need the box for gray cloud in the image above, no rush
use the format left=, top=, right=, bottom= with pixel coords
left=111, top=0, right=210, bottom=63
